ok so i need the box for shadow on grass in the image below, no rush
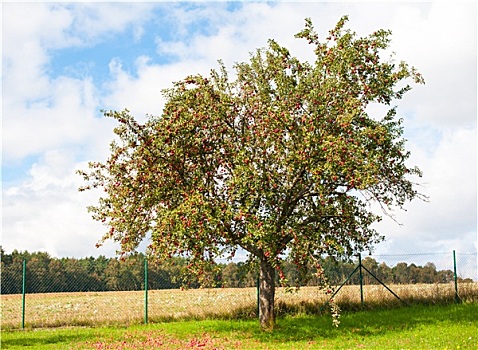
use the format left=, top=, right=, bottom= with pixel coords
left=1, top=330, right=92, bottom=348
left=209, top=303, right=478, bottom=343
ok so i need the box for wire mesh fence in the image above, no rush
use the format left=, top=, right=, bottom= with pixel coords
left=1, top=250, right=477, bottom=329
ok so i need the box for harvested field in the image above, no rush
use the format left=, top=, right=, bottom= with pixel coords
left=1, top=282, right=477, bottom=329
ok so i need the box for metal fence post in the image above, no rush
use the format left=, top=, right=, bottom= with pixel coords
left=144, top=258, right=149, bottom=324
left=358, top=253, right=364, bottom=307
left=22, top=259, right=26, bottom=329
left=453, top=250, right=461, bottom=303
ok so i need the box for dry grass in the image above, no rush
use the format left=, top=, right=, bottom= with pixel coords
left=1, top=291, right=145, bottom=329
left=0, top=288, right=258, bottom=329
left=275, top=282, right=478, bottom=315
left=1, top=282, right=476, bottom=330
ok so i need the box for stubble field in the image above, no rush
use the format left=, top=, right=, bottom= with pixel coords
left=2, top=282, right=477, bottom=330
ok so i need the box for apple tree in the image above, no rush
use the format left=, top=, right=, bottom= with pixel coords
left=79, top=16, right=424, bottom=330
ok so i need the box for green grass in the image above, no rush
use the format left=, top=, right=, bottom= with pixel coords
left=2, top=303, right=477, bottom=349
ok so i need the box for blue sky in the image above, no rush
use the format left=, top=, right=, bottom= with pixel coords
left=2, top=2, right=477, bottom=274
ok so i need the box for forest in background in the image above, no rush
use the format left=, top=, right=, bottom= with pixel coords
left=1, top=248, right=465, bottom=295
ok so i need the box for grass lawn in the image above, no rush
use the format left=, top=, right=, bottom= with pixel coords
left=2, top=303, right=477, bottom=349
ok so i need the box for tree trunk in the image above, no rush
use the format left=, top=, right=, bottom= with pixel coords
left=259, top=257, right=275, bottom=331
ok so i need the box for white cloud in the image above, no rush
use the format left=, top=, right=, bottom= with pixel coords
left=3, top=76, right=113, bottom=162
left=375, top=126, right=477, bottom=253
left=154, top=3, right=320, bottom=67
left=2, top=3, right=156, bottom=161
left=66, top=3, right=155, bottom=41
left=102, top=55, right=217, bottom=119
left=387, top=3, right=477, bottom=129
left=2, top=152, right=119, bottom=258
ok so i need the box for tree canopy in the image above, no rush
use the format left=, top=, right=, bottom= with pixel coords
left=79, top=16, right=424, bottom=329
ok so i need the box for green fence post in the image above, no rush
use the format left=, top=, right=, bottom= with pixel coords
left=144, top=258, right=149, bottom=324
left=358, top=253, right=364, bottom=307
left=453, top=250, right=461, bottom=304
left=22, top=259, right=26, bottom=329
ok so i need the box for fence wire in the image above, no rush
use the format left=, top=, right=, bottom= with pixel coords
left=1, top=250, right=476, bottom=329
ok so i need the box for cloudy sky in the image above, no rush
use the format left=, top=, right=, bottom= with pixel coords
left=2, top=2, right=477, bottom=269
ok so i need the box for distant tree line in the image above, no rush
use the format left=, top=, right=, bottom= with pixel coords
left=1, top=248, right=460, bottom=295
